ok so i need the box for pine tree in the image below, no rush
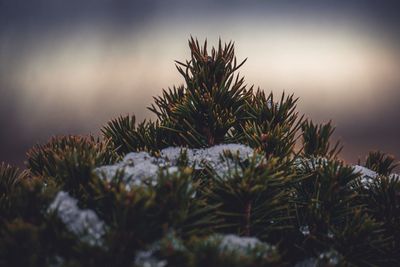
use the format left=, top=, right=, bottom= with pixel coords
left=0, top=38, right=399, bottom=267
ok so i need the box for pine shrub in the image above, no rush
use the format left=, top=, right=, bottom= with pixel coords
left=0, top=38, right=399, bottom=267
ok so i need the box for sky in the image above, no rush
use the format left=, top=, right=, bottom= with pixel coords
left=1, top=0, right=400, bottom=167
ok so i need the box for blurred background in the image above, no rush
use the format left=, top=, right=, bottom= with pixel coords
left=1, top=0, right=400, bottom=167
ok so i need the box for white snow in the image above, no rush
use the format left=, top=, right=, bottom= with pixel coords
left=353, top=165, right=400, bottom=186
left=134, top=250, right=167, bottom=267
left=204, top=234, right=276, bottom=257
left=96, top=144, right=398, bottom=193
left=160, top=144, right=254, bottom=171
left=318, top=249, right=341, bottom=265
left=134, top=232, right=185, bottom=267
left=95, top=144, right=254, bottom=189
left=352, top=165, right=378, bottom=185
left=133, top=233, right=275, bottom=267
left=218, top=234, right=264, bottom=251
left=294, top=249, right=341, bottom=267
left=294, top=258, right=318, bottom=267
left=299, top=225, right=310, bottom=236
left=295, top=157, right=399, bottom=187
left=95, top=151, right=162, bottom=189
left=48, top=191, right=106, bottom=246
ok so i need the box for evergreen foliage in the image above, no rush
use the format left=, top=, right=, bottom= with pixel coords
left=103, top=116, right=163, bottom=154
left=149, top=37, right=250, bottom=147
left=363, top=150, right=399, bottom=176
left=0, top=38, right=399, bottom=266
left=241, top=90, right=303, bottom=160
left=301, top=120, right=342, bottom=159
left=206, top=154, right=294, bottom=239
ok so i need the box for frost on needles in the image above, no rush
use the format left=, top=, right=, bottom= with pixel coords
left=0, top=38, right=399, bottom=267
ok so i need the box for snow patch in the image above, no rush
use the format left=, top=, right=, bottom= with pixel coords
left=95, top=144, right=253, bottom=189
left=353, top=165, right=400, bottom=186
left=295, top=157, right=399, bottom=187
left=204, top=234, right=276, bottom=257
left=160, top=144, right=254, bottom=172
left=218, top=234, right=264, bottom=251
left=48, top=191, right=106, bottom=246
left=134, top=250, right=167, bottom=267
left=294, top=249, right=341, bottom=267
left=299, top=225, right=310, bottom=236
left=294, top=258, right=318, bottom=267
left=352, top=165, right=378, bottom=185
left=134, top=232, right=185, bottom=267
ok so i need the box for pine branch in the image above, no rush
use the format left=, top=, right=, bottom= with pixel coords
left=363, top=151, right=399, bottom=176
left=301, top=120, right=342, bottom=159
